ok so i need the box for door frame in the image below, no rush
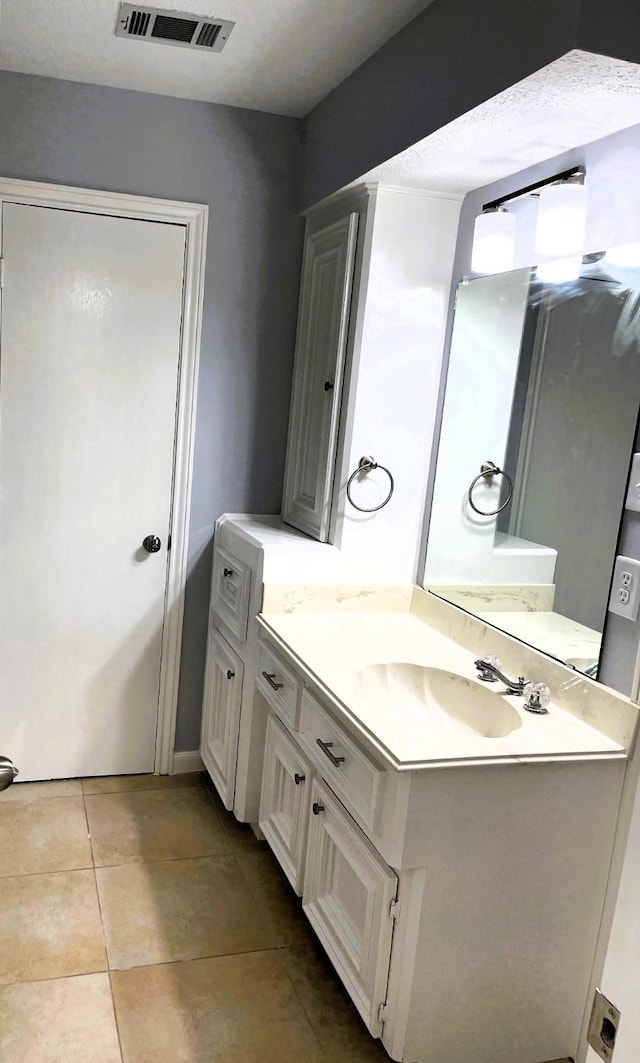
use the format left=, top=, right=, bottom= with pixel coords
left=0, top=176, right=208, bottom=775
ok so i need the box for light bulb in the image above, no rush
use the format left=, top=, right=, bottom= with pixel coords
left=535, top=181, right=587, bottom=257
left=471, top=209, right=516, bottom=274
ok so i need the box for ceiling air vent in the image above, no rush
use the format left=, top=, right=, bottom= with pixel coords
left=115, top=4, right=234, bottom=53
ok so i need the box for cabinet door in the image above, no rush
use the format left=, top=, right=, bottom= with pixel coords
left=282, top=213, right=359, bottom=542
left=199, top=629, right=243, bottom=810
left=303, top=778, right=398, bottom=1036
left=259, top=714, right=312, bottom=895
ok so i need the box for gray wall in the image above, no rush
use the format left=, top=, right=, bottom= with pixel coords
left=599, top=419, right=640, bottom=696
left=301, top=0, right=640, bottom=209
left=302, top=0, right=580, bottom=207
left=0, top=69, right=304, bottom=751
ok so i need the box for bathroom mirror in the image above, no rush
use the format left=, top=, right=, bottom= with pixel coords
left=423, top=253, right=640, bottom=681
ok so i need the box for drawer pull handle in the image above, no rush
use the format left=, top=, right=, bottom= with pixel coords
left=316, top=739, right=345, bottom=767
left=223, top=567, right=233, bottom=577
left=262, top=671, right=284, bottom=691
left=226, top=669, right=235, bottom=680
left=312, top=801, right=325, bottom=815
left=294, top=773, right=305, bottom=786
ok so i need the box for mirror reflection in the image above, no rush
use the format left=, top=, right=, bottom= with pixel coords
left=424, top=253, right=640, bottom=681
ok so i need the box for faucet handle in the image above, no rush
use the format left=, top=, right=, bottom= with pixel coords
left=474, top=655, right=502, bottom=681
left=523, top=682, right=550, bottom=714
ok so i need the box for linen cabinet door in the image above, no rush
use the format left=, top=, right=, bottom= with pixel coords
left=199, top=629, right=243, bottom=811
left=303, top=778, right=398, bottom=1037
left=259, top=714, right=312, bottom=895
left=282, top=213, right=359, bottom=542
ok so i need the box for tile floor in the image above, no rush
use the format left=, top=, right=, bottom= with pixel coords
left=0, top=771, right=390, bottom=1062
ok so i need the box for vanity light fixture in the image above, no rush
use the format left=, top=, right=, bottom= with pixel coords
left=471, top=166, right=587, bottom=274
left=471, top=207, right=516, bottom=274
left=534, top=171, right=587, bottom=257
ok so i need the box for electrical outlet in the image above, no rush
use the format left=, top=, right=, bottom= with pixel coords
left=587, top=989, right=620, bottom=1061
left=608, top=556, right=640, bottom=620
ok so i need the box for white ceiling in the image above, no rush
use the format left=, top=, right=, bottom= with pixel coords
left=355, top=51, right=640, bottom=194
left=0, top=0, right=434, bottom=117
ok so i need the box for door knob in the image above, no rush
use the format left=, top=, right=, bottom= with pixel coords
left=0, top=755, right=18, bottom=792
left=142, top=535, right=162, bottom=553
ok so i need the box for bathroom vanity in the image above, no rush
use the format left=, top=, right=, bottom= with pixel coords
left=200, top=516, right=636, bottom=1063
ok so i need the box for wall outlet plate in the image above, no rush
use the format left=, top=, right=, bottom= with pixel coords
left=608, top=556, right=640, bottom=620
left=587, top=988, right=620, bottom=1061
left=625, top=453, right=640, bottom=512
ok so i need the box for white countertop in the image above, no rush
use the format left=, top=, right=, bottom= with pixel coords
left=259, top=609, right=625, bottom=770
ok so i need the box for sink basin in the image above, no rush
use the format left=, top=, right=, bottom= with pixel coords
left=355, top=663, right=523, bottom=739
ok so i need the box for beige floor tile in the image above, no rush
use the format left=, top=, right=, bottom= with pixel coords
left=82, top=772, right=201, bottom=795
left=112, top=952, right=324, bottom=1063
left=0, top=797, right=92, bottom=877
left=237, top=849, right=314, bottom=946
left=281, top=941, right=390, bottom=1062
left=201, top=774, right=268, bottom=853
left=85, top=787, right=230, bottom=866
left=0, top=869, right=106, bottom=984
left=96, top=855, right=282, bottom=970
left=0, top=974, right=121, bottom=1062
left=1, top=778, right=83, bottom=802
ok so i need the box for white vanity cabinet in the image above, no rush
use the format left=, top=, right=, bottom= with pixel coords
left=199, top=629, right=243, bottom=810
left=303, top=776, right=398, bottom=1038
left=258, top=713, right=311, bottom=894
left=282, top=211, right=360, bottom=542
left=199, top=514, right=343, bottom=822
left=255, top=627, right=626, bottom=1063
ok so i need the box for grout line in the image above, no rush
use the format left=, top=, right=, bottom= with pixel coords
left=105, top=943, right=297, bottom=975
left=107, top=970, right=126, bottom=1063
left=0, top=865, right=97, bottom=883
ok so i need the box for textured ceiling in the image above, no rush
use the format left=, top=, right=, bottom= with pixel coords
left=356, top=51, right=640, bottom=194
left=0, top=0, right=435, bottom=117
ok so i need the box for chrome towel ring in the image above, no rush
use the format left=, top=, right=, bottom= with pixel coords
left=467, top=461, right=513, bottom=517
left=346, top=455, right=395, bottom=513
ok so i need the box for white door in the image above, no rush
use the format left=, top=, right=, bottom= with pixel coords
left=0, top=202, right=186, bottom=781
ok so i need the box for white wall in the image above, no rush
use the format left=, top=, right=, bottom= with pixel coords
left=333, top=187, right=461, bottom=579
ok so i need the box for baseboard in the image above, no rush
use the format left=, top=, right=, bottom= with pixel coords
left=171, top=750, right=204, bottom=774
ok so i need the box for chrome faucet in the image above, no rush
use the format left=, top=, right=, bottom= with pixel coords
left=474, top=656, right=550, bottom=713
left=474, top=655, right=528, bottom=694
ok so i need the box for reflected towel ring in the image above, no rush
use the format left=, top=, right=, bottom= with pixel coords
left=346, top=455, right=395, bottom=513
left=467, top=461, right=513, bottom=517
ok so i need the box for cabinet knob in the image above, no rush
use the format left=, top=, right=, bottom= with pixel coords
left=226, top=669, right=235, bottom=680
left=142, top=535, right=161, bottom=553
left=312, top=801, right=325, bottom=815
left=294, top=773, right=305, bottom=786
left=223, top=567, right=233, bottom=577
left=323, top=380, right=334, bottom=391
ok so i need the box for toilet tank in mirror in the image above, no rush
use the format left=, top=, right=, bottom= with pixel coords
left=423, top=254, right=640, bottom=682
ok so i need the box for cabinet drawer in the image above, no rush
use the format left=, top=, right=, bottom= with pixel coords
left=256, top=640, right=301, bottom=729
left=298, top=688, right=385, bottom=833
left=211, top=546, right=252, bottom=642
